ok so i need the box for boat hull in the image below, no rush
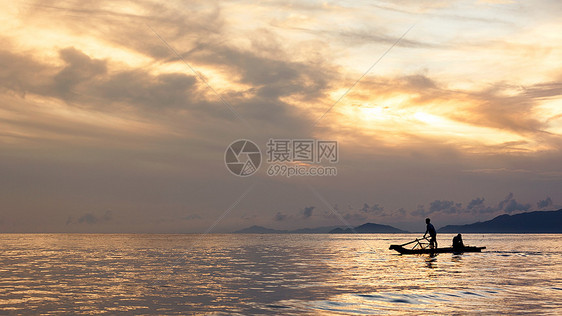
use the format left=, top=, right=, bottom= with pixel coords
left=389, top=245, right=486, bottom=254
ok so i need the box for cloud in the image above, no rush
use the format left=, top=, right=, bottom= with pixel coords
left=274, top=211, right=288, bottom=221
left=360, top=203, right=385, bottom=214
left=464, top=197, right=498, bottom=214
left=301, top=206, right=315, bottom=219
left=345, top=72, right=561, bottom=148
left=320, top=202, right=392, bottom=223
left=524, top=82, right=562, bottom=99
left=537, top=196, right=553, bottom=209
left=411, top=204, right=427, bottom=217
left=182, top=214, right=202, bottom=220
left=467, top=197, right=485, bottom=211
left=498, top=193, right=531, bottom=214
left=0, top=47, right=53, bottom=97
left=396, top=208, right=407, bottom=216
left=78, top=213, right=98, bottom=224
left=428, top=200, right=463, bottom=214
left=0, top=42, right=326, bottom=143
left=411, top=193, right=532, bottom=217
left=462, top=84, right=546, bottom=135
left=5, top=1, right=561, bottom=150
left=1, top=0, right=561, bottom=233
left=68, top=210, right=113, bottom=225
left=54, top=47, right=108, bottom=98
left=0, top=46, right=198, bottom=110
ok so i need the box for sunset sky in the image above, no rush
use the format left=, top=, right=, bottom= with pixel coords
left=1, top=0, right=561, bottom=232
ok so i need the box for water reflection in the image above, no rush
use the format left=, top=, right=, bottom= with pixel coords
left=451, top=254, right=463, bottom=263
left=0, top=234, right=560, bottom=314
left=425, top=256, right=437, bottom=269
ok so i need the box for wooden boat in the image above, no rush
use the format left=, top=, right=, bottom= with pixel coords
left=389, top=237, right=485, bottom=254
left=389, top=244, right=486, bottom=254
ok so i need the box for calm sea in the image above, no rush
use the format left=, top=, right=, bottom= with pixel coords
left=1, top=233, right=561, bottom=315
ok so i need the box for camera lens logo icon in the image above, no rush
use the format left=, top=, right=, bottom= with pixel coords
left=225, top=139, right=261, bottom=177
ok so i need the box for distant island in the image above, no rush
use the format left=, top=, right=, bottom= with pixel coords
left=438, top=209, right=562, bottom=233
left=233, top=209, right=562, bottom=234
left=233, top=223, right=407, bottom=234
left=329, top=223, right=407, bottom=233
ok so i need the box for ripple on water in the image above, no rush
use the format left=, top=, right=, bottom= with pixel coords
left=0, top=233, right=561, bottom=314
left=283, top=288, right=499, bottom=314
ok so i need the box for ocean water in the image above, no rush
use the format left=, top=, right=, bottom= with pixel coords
left=0, top=233, right=561, bottom=315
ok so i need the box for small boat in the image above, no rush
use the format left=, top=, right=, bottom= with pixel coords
left=389, top=244, right=486, bottom=254
left=389, top=237, right=485, bottom=255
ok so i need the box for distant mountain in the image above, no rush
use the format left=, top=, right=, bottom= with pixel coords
left=234, top=210, right=562, bottom=234
left=234, top=225, right=287, bottom=234
left=329, top=222, right=407, bottom=233
left=233, top=225, right=340, bottom=234
left=438, top=209, right=562, bottom=233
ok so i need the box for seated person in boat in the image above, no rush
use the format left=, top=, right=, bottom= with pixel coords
left=423, top=218, right=437, bottom=249
left=452, top=233, right=464, bottom=251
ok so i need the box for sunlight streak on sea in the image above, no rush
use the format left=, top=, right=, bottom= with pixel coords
left=0, top=234, right=561, bottom=314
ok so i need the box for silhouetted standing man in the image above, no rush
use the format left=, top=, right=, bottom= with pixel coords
left=424, top=218, right=437, bottom=249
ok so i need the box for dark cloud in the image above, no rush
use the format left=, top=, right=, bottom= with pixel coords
left=360, top=203, right=385, bottom=214
left=464, top=197, right=498, bottom=214
left=94, top=70, right=198, bottom=110
left=0, top=41, right=326, bottom=141
left=183, top=43, right=336, bottom=130
left=78, top=213, right=98, bottom=224
left=2, top=0, right=338, bottom=138
left=0, top=48, right=54, bottom=97
left=404, top=74, right=438, bottom=90
left=69, top=210, right=113, bottom=225
left=537, top=196, right=553, bottom=209
left=498, top=193, right=531, bottom=214
left=54, top=47, right=108, bottom=98
left=428, top=200, right=462, bottom=215
left=182, top=214, right=202, bottom=220
left=411, top=193, right=532, bottom=217
left=301, top=206, right=315, bottom=219
left=467, top=197, right=485, bottom=211
left=411, top=204, right=427, bottom=217
left=323, top=202, right=392, bottom=222
left=274, top=211, right=288, bottom=221
left=524, top=82, right=562, bottom=99
left=0, top=46, right=199, bottom=111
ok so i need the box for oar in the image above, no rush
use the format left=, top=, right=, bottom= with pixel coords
left=399, top=238, right=420, bottom=247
